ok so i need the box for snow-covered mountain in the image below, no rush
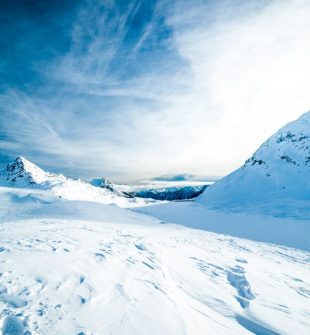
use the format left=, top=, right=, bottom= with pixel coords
left=199, top=112, right=310, bottom=210
left=129, top=184, right=208, bottom=201
left=0, top=157, right=147, bottom=207
left=90, top=177, right=210, bottom=201
left=90, top=177, right=118, bottom=192
left=90, top=177, right=132, bottom=197
left=0, top=157, right=209, bottom=204
left=0, top=156, right=66, bottom=187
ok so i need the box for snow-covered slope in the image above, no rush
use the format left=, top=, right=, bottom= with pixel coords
left=0, top=157, right=148, bottom=208
left=134, top=200, right=310, bottom=251
left=0, top=185, right=309, bottom=335
left=199, top=112, right=310, bottom=210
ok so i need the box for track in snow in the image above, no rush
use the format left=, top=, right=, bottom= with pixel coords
left=0, top=218, right=309, bottom=335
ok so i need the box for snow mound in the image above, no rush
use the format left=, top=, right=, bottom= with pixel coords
left=199, top=112, right=310, bottom=211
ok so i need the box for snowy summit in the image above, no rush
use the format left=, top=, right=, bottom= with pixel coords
left=199, top=112, right=310, bottom=209
left=1, top=156, right=62, bottom=186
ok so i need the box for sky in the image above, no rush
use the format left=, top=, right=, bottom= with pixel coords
left=0, top=0, right=310, bottom=182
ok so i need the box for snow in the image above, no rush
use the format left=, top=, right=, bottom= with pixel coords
left=0, top=158, right=152, bottom=209
left=90, top=178, right=126, bottom=197
left=0, top=186, right=309, bottom=334
left=126, top=184, right=208, bottom=201
left=0, top=156, right=65, bottom=186
left=199, top=112, right=310, bottom=214
left=99, top=180, right=212, bottom=201
left=134, top=200, right=310, bottom=251
left=116, top=180, right=212, bottom=190
left=0, top=114, right=310, bottom=334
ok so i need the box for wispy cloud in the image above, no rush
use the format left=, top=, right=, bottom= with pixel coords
left=0, top=0, right=309, bottom=182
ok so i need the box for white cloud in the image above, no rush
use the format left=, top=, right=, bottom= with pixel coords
left=156, top=0, right=310, bottom=176
left=1, top=0, right=310, bottom=182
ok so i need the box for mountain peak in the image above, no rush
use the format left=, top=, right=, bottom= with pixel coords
left=15, top=156, right=26, bottom=163
left=13, top=156, right=39, bottom=169
left=1, top=157, right=52, bottom=186
left=299, top=110, right=310, bottom=120
left=199, top=112, right=310, bottom=210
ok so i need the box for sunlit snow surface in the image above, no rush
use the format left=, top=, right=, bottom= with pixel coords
left=0, top=187, right=309, bottom=335
left=199, top=112, right=310, bottom=211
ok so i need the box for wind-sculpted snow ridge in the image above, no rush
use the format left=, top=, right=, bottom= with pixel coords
left=198, top=112, right=310, bottom=216
left=0, top=186, right=309, bottom=334
left=0, top=157, right=151, bottom=208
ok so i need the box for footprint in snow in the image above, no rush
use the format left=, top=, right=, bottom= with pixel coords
left=94, top=252, right=105, bottom=260
left=0, top=292, right=27, bottom=309
left=236, top=258, right=248, bottom=264
left=1, top=315, right=26, bottom=335
left=135, top=243, right=146, bottom=251
left=227, top=266, right=255, bottom=308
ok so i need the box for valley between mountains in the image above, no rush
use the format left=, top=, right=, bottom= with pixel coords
left=0, top=113, right=309, bottom=335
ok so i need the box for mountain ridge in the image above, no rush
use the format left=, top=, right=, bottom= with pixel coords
left=0, top=156, right=145, bottom=207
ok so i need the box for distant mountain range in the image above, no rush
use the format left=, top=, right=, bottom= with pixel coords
left=0, top=156, right=140, bottom=207
left=0, top=157, right=207, bottom=203
left=1, top=112, right=309, bottom=209
left=126, top=185, right=208, bottom=201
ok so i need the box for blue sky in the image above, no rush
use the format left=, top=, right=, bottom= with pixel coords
left=0, top=0, right=310, bottom=182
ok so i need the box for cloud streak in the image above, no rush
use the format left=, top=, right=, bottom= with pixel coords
left=0, top=0, right=309, bottom=182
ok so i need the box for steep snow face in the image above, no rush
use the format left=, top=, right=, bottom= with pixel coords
left=199, top=112, right=310, bottom=209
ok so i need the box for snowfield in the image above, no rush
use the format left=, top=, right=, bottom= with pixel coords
left=134, top=200, right=310, bottom=251
left=0, top=187, right=309, bottom=335
left=0, top=113, right=310, bottom=334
